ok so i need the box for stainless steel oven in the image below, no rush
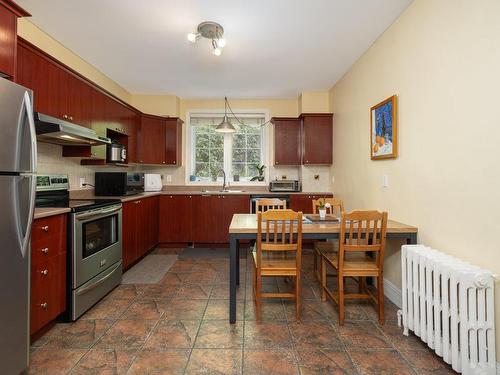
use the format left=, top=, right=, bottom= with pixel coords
left=70, top=203, right=122, bottom=320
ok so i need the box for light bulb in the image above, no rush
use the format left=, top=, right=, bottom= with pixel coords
left=213, top=47, right=222, bottom=56
left=217, top=38, right=226, bottom=48
left=187, top=33, right=198, bottom=43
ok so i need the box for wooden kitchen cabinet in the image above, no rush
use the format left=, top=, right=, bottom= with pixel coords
left=122, top=196, right=159, bottom=269
left=165, top=118, right=183, bottom=166
left=0, top=1, right=29, bottom=79
left=159, top=195, right=193, bottom=243
left=219, top=195, right=250, bottom=242
left=30, top=214, right=67, bottom=335
left=301, top=113, right=333, bottom=165
left=271, top=117, right=301, bottom=165
left=191, top=195, right=223, bottom=243
left=139, top=114, right=167, bottom=164
left=289, top=193, right=333, bottom=214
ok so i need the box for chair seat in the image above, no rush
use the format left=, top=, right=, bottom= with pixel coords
left=252, top=251, right=297, bottom=276
left=322, top=252, right=379, bottom=276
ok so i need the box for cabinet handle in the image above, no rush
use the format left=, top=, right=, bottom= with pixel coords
left=173, top=161, right=176, bottom=164
left=305, top=160, right=309, bottom=163
left=308, top=196, right=311, bottom=199
left=189, top=195, right=192, bottom=198
left=62, top=114, right=67, bottom=119
left=40, top=302, right=48, bottom=309
left=162, top=161, right=165, bottom=164
left=41, top=225, right=49, bottom=232
left=222, top=196, right=225, bottom=199
left=69, top=116, right=73, bottom=121
left=41, top=247, right=49, bottom=254
left=276, top=161, right=279, bottom=164
left=41, top=269, right=48, bottom=275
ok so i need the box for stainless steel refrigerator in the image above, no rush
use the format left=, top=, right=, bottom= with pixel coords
left=0, top=78, right=37, bottom=374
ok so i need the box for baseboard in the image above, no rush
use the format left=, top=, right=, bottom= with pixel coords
left=383, top=278, right=402, bottom=309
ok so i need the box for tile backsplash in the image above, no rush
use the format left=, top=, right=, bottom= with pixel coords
left=36, top=143, right=332, bottom=192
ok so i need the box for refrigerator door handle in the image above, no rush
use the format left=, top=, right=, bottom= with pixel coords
left=17, top=174, right=36, bottom=259
left=20, top=92, right=37, bottom=173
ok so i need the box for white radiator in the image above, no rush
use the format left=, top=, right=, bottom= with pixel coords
left=398, top=245, right=496, bottom=375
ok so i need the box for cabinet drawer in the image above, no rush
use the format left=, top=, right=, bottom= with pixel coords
left=31, top=215, right=67, bottom=243
left=31, top=237, right=66, bottom=264
left=30, top=254, right=67, bottom=334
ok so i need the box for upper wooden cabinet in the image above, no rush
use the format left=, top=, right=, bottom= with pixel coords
left=139, top=114, right=183, bottom=165
left=272, top=113, right=333, bottom=165
left=0, top=0, right=29, bottom=79
left=165, top=118, right=183, bottom=166
left=301, top=113, right=333, bottom=165
left=271, top=117, right=301, bottom=166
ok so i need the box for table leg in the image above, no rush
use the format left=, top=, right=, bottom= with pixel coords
left=236, top=239, right=240, bottom=286
left=407, top=233, right=417, bottom=245
left=229, top=234, right=237, bottom=324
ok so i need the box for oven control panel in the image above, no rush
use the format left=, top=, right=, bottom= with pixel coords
left=36, top=174, right=69, bottom=191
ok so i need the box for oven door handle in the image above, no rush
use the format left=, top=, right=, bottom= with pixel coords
left=75, top=261, right=122, bottom=296
left=75, top=206, right=122, bottom=221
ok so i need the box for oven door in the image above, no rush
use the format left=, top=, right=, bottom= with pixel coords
left=72, top=204, right=122, bottom=289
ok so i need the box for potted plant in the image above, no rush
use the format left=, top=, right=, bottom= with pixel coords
left=250, top=165, right=266, bottom=182
left=317, top=197, right=331, bottom=219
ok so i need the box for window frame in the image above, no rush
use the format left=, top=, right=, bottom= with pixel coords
left=186, top=109, right=270, bottom=185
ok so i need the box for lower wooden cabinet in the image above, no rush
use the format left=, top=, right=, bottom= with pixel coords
left=289, top=194, right=333, bottom=214
left=122, top=196, right=159, bottom=269
left=159, top=194, right=250, bottom=244
left=30, top=214, right=67, bottom=335
left=159, top=195, right=193, bottom=243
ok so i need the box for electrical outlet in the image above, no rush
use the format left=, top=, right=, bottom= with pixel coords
left=79, top=177, right=85, bottom=188
left=166, top=175, right=172, bottom=183
left=281, top=175, right=287, bottom=180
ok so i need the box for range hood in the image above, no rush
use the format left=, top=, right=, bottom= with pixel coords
left=34, top=112, right=111, bottom=146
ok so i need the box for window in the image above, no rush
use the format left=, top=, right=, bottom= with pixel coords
left=189, top=114, right=266, bottom=183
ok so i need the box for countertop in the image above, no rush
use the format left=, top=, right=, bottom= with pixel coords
left=34, top=188, right=333, bottom=219
left=34, top=207, right=71, bottom=219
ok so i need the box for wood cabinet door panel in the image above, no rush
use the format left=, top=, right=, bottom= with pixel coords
left=30, top=253, right=66, bottom=334
left=66, top=74, right=92, bottom=128
left=302, top=115, right=333, bottom=165
left=273, top=118, right=301, bottom=165
left=165, top=118, right=182, bottom=166
left=122, top=201, right=138, bottom=269
left=139, top=116, right=166, bottom=164
left=16, top=45, right=60, bottom=117
left=159, top=195, right=192, bottom=243
left=219, top=195, right=250, bottom=243
left=0, top=4, right=16, bottom=78
left=191, top=195, right=222, bottom=243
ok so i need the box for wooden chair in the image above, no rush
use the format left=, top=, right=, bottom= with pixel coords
left=255, top=198, right=287, bottom=212
left=253, top=209, right=303, bottom=320
left=312, top=198, right=344, bottom=281
left=320, top=210, right=388, bottom=325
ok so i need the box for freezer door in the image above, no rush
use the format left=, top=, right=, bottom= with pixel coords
left=0, top=174, right=35, bottom=373
left=0, top=79, right=37, bottom=173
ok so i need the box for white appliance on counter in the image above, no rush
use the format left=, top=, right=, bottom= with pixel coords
left=144, top=174, right=163, bottom=192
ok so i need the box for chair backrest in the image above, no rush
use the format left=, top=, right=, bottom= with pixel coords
left=339, top=210, right=388, bottom=268
left=256, top=198, right=287, bottom=213
left=256, top=209, right=303, bottom=268
left=312, top=197, right=344, bottom=216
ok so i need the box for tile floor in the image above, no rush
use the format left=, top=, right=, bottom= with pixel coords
left=29, top=248, right=455, bottom=374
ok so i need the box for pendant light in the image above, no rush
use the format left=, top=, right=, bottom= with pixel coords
left=215, top=97, right=236, bottom=133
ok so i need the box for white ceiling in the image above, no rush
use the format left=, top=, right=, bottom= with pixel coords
left=17, top=0, right=412, bottom=98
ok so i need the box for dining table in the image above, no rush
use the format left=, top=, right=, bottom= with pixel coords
left=228, top=213, right=418, bottom=323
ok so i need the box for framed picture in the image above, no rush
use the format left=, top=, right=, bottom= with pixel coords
left=370, top=95, right=397, bottom=160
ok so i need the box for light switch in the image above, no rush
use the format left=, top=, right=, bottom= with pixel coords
left=166, top=175, right=172, bottom=183
left=382, top=174, right=389, bottom=188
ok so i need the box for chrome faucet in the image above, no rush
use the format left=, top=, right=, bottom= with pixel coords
left=220, top=169, right=227, bottom=192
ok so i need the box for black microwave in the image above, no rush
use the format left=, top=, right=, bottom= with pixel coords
left=95, top=172, right=144, bottom=196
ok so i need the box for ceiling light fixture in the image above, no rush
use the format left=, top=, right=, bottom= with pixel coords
left=187, top=21, right=226, bottom=56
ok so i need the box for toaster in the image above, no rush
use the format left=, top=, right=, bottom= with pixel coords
left=144, top=174, right=162, bottom=192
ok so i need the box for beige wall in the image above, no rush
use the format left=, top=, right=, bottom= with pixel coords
left=330, top=0, right=500, bottom=356
left=299, top=91, right=330, bottom=113
left=130, top=94, right=180, bottom=117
